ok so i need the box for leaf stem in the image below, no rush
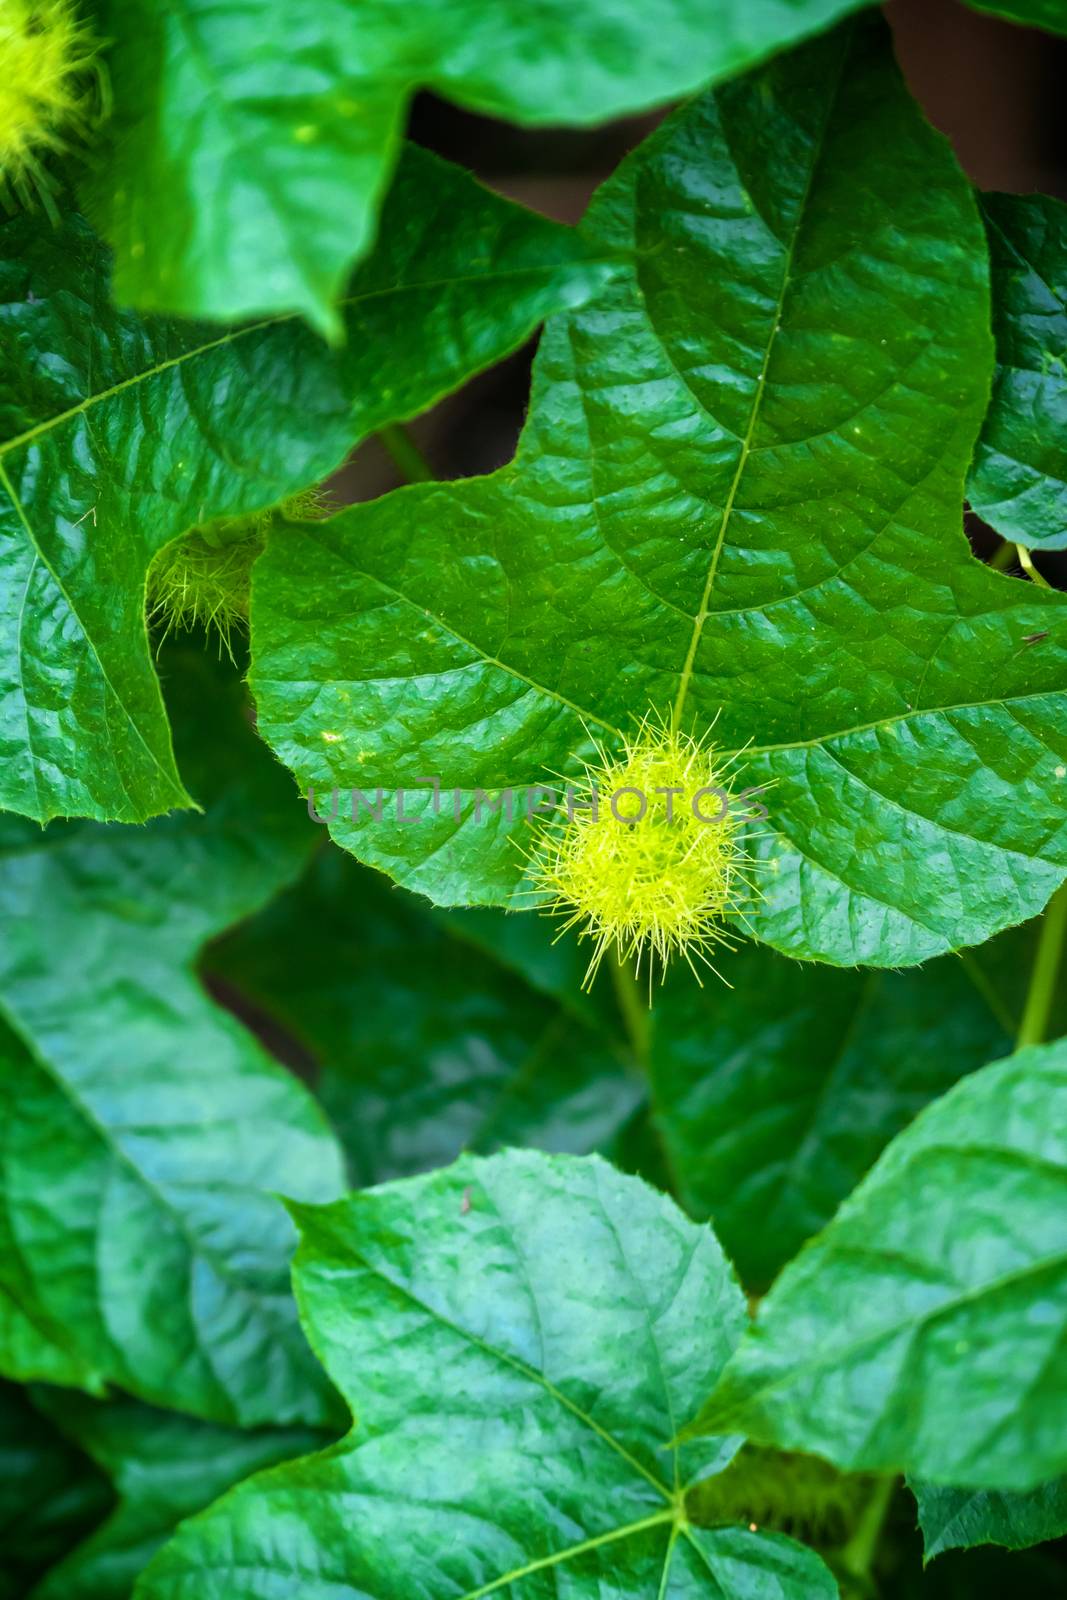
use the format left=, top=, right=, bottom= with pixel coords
left=378, top=422, right=434, bottom=483
left=987, top=539, right=1016, bottom=571
left=610, top=951, right=649, bottom=1062
left=1016, top=543, right=1052, bottom=588
left=1017, top=880, right=1067, bottom=1048
left=838, top=1473, right=897, bottom=1594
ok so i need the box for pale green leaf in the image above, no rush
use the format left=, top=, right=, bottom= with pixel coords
left=136, top=1152, right=836, bottom=1600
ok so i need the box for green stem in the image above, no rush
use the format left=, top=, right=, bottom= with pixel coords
left=610, top=951, right=650, bottom=1062
left=988, top=539, right=1016, bottom=571
left=378, top=423, right=434, bottom=483
left=838, top=1473, right=896, bottom=1594
left=1017, top=880, right=1067, bottom=1048
left=1017, top=543, right=1052, bottom=589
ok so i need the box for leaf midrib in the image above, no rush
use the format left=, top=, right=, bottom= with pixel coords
left=669, top=39, right=848, bottom=731
left=335, top=1247, right=674, bottom=1503
left=0, top=266, right=609, bottom=463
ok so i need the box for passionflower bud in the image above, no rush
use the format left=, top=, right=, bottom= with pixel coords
left=531, top=717, right=763, bottom=989
left=0, top=2, right=101, bottom=209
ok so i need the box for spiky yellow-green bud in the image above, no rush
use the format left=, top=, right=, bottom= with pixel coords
left=530, top=717, right=761, bottom=988
left=145, top=489, right=327, bottom=654
left=0, top=1, right=101, bottom=208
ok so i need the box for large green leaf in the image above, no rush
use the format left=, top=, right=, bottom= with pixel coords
left=0, top=147, right=615, bottom=827
left=967, top=192, right=1067, bottom=551
left=686, top=1039, right=1067, bottom=1492
left=88, top=0, right=871, bottom=333
left=0, top=648, right=345, bottom=1426
left=208, top=846, right=643, bottom=1186
left=136, top=1152, right=836, bottom=1600
left=27, top=1388, right=329, bottom=1600
left=912, top=1476, right=1067, bottom=1560
left=0, top=1380, right=112, bottom=1600
left=647, top=941, right=1011, bottom=1287
left=251, top=15, right=1067, bottom=967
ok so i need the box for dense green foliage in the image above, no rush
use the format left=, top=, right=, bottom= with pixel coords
left=2, top=2, right=1067, bottom=1598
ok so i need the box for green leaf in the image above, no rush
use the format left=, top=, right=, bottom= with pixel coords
left=0, top=147, right=615, bottom=827
left=27, top=1388, right=329, bottom=1600
left=912, top=1475, right=1067, bottom=1560
left=251, top=15, right=1067, bottom=966
left=136, top=1151, right=837, bottom=1600
left=685, top=1039, right=1067, bottom=1492
left=647, top=940, right=1012, bottom=1287
left=0, top=647, right=346, bottom=1427
left=967, top=192, right=1067, bottom=551
left=89, top=0, right=871, bottom=333
left=0, top=1380, right=112, bottom=1600
left=962, top=1, right=1067, bottom=32
left=207, top=846, right=643, bottom=1186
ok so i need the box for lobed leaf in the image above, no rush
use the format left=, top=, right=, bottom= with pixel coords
left=136, top=1151, right=837, bottom=1600
left=251, top=14, right=1067, bottom=966
left=0, top=146, right=615, bottom=824
left=686, top=1039, right=1067, bottom=1492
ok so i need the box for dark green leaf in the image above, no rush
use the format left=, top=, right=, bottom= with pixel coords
left=968, top=193, right=1067, bottom=551
left=207, top=846, right=643, bottom=1186
left=136, top=1152, right=836, bottom=1600
left=89, top=0, right=871, bottom=332
left=0, top=147, right=614, bottom=824
left=0, top=647, right=345, bottom=1426
left=251, top=16, right=1067, bottom=965
left=0, top=1380, right=111, bottom=1600
left=28, top=1388, right=329, bottom=1600
left=963, top=2, right=1067, bottom=32
left=912, top=1476, right=1067, bottom=1559
left=647, top=941, right=1012, bottom=1287
left=686, top=1040, right=1067, bottom=1492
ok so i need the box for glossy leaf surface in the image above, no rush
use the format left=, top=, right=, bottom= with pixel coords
left=968, top=192, right=1067, bottom=551
left=137, top=1152, right=836, bottom=1600
left=90, top=0, right=869, bottom=332
left=687, top=1040, right=1067, bottom=1491
left=0, top=148, right=614, bottom=824
left=252, top=16, right=1067, bottom=965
